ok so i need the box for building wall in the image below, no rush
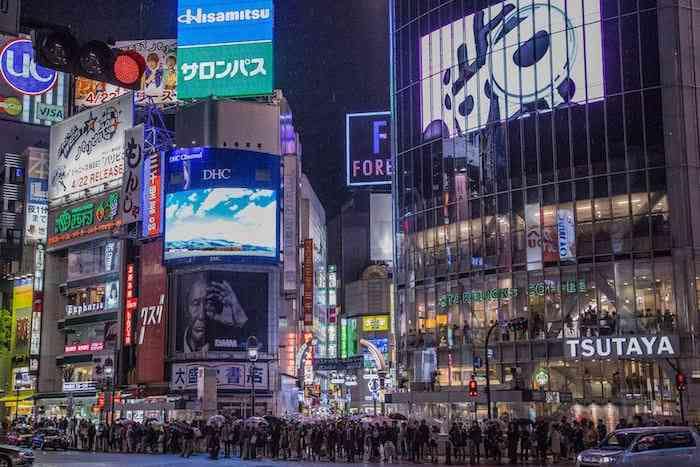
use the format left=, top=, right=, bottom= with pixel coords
left=391, top=0, right=700, bottom=422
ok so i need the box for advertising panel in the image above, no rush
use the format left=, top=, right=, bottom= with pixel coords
left=302, top=239, right=313, bottom=327
left=369, top=193, right=393, bottom=262
left=13, top=367, right=33, bottom=391
left=124, top=264, right=137, bottom=346
left=66, top=239, right=120, bottom=281
left=48, top=93, right=133, bottom=206
left=74, top=39, right=177, bottom=107
left=175, top=270, right=268, bottom=353
left=120, top=125, right=144, bottom=225
left=24, top=147, right=49, bottom=243
left=346, top=112, right=391, bottom=186
left=361, top=315, right=390, bottom=332
left=176, top=0, right=274, bottom=99
left=164, top=147, right=280, bottom=266
left=564, top=335, right=679, bottom=360
left=171, top=361, right=269, bottom=391
left=557, top=208, right=576, bottom=261
left=135, top=240, right=167, bottom=384
left=0, top=35, right=67, bottom=126
left=420, top=0, right=603, bottom=138
left=65, top=282, right=119, bottom=318
left=141, top=150, right=163, bottom=238
left=48, top=191, right=121, bottom=248
left=11, top=277, right=32, bottom=358
left=525, top=203, right=542, bottom=271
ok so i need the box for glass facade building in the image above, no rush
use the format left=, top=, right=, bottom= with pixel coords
left=390, top=0, right=700, bottom=424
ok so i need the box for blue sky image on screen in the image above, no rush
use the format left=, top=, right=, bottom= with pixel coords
left=165, top=187, right=277, bottom=261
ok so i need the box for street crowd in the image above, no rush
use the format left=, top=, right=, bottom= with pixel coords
left=10, top=413, right=692, bottom=464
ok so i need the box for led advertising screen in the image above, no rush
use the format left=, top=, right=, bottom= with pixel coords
left=346, top=112, right=391, bottom=186
left=420, top=0, right=603, bottom=138
left=176, top=0, right=274, bottom=99
left=164, top=147, right=280, bottom=266
left=175, top=270, right=268, bottom=353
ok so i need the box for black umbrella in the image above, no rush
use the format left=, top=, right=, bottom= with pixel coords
left=389, top=413, right=407, bottom=421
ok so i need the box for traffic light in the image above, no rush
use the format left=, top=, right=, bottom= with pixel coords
left=31, top=27, right=145, bottom=90
left=468, top=374, right=478, bottom=397
left=676, top=372, right=687, bottom=392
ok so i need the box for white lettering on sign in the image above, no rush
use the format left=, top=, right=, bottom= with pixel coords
left=178, top=7, right=271, bottom=25
left=202, top=168, right=231, bottom=181
left=565, top=336, right=677, bottom=359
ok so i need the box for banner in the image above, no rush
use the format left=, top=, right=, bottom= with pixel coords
left=303, top=239, right=313, bottom=326
left=49, top=93, right=133, bottom=206
left=175, top=270, right=268, bottom=353
left=525, top=203, right=542, bottom=271
left=23, top=147, right=49, bottom=243
left=171, top=361, right=269, bottom=391
left=120, top=125, right=144, bottom=225
left=557, top=208, right=576, bottom=261
left=74, top=39, right=177, bottom=107
left=135, top=240, right=167, bottom=384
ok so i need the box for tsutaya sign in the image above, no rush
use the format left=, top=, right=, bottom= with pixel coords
left=564, top=335, right=679, bottom=360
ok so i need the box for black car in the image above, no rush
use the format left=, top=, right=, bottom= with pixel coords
left=0, top=444, right=34, bottom=466
left=31, top=429, right=69, bottom=450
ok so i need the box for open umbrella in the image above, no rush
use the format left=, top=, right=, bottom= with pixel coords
left=389, top=413, right=407, bottom=421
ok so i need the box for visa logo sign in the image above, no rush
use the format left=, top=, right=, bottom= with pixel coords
left=36, top=103, right=64, bottom=122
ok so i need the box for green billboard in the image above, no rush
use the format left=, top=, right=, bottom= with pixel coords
left=177, top=41, right=274, bottom=99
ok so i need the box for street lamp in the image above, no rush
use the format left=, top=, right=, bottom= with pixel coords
left=247, top=336, right=258, bottom=418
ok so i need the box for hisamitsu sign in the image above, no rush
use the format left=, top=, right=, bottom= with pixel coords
left=346, top=112, right=392, bottom=186
left=564, top=335, right=679, bottom=360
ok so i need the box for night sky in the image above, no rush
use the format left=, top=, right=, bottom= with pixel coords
left=21, top=0, right=390, bottom=216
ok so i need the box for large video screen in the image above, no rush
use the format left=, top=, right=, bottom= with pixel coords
left=175, top=270, right=268, bottom=353
left=420, top=0, right=604, bottom=138
left=164, top=148, right=280, bottom=265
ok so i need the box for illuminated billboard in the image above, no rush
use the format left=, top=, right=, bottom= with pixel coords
left=164, top=147, right=280, bottom=266
left=49, top=93, right=134, bottom=206
left=176, top=0, right=274, bottom=99
left=346, top=112, right=391, bottom=186
left=420, top=0, right=604, bottom=138
left=175, top=270, right=268, bottom=353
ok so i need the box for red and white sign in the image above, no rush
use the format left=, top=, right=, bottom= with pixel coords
left=64, top=341, right=104, bottom=354
left=144, top=150, right=162, bottom=237
left=302, top=239, right=314, bottom=327
left=135, top=240, right=167, bottom=384
left=124, top=263, right=137, bottom=346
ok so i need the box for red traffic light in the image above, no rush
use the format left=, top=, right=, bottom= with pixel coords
left=114, top=50, right=145, bottom=88
left=468, top=375, right=478, bottom=397
left=676, top=372, right=687, bottom=392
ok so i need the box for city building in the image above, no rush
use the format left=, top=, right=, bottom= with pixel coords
left=389, top=0, right=700, bottom=425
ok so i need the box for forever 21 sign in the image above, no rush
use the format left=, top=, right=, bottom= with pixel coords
left=564, top=335, right=679, bottom=360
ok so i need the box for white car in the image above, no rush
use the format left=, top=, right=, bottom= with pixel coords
left=577, top=426, right=699, bottom=467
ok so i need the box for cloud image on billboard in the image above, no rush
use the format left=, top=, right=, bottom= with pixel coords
left=165, top=187, right=277, bottom=262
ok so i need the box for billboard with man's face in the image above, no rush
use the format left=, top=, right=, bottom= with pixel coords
left=175, top=270, right=268, bottom=353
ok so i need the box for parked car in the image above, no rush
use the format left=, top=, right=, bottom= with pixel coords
left=577, top=426, right=699, bottom=467
left=31, top=429, right=69, bottom=450
left=0, top=444, right=34, bottom=466
left=5, top=427, right=33, bottom=447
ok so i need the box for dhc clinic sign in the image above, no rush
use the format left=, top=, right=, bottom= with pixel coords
left=346, top=112, right=392, bottom=186
left=565, top=335, right=679, bottom=360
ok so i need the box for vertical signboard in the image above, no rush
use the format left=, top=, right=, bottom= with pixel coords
left=120, top=124, right=144, bottom=225
left=123, top=263, right=137, bottom=346
left=303, top=239, right=314, bottom=327
left=23, top=147, right=49, bottom=243
left=11, top=278, right=32, bottom=359
left=176, top=0, right=275, bottom=99
left=525, top=203, right=542, bottom=271
left=136, top=240, right=167, bottom=384
left=557, top=208, right=576, bottom=261
left=346, top=112, right=391, bottom=186
left=141, top=150, right=163, bottom=238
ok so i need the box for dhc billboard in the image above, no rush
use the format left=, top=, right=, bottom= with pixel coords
left=164, top=147, right=280, bottom=266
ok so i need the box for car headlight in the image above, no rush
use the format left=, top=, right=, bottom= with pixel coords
left=600, top=456, right=619, bottom=463
left=577, top=453, right=584, bottom=463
